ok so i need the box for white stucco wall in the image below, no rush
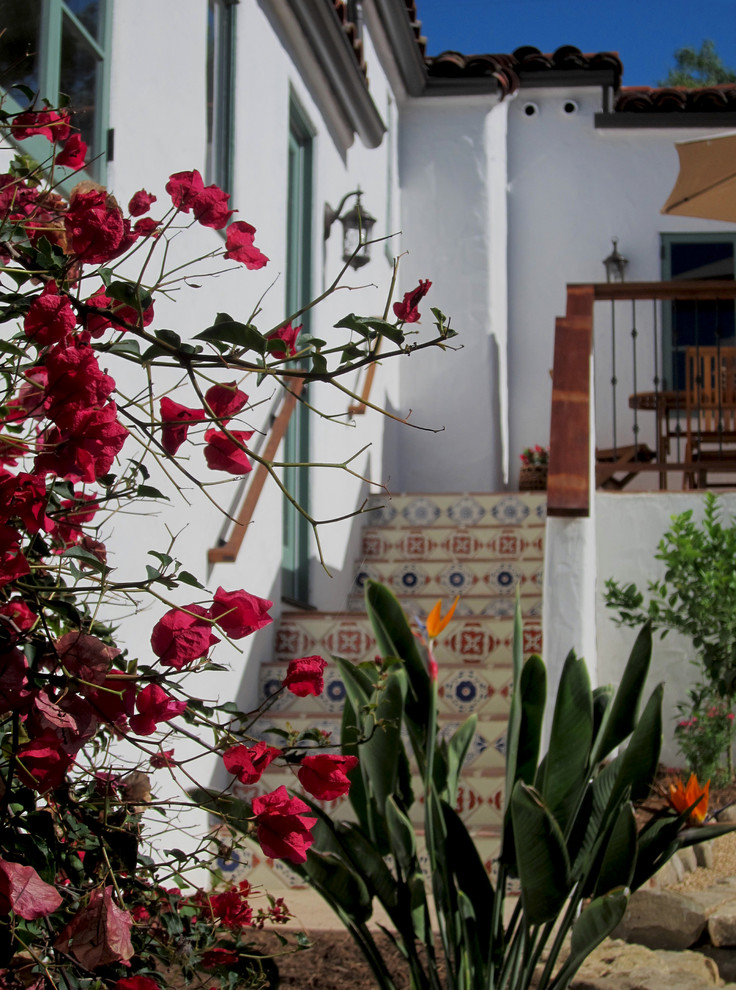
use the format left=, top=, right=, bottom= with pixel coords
left=394, top=94, right=508, bottom=492
left=596, top=491, right=736, bottom=763
left=507, top=85, right=736, bottom=487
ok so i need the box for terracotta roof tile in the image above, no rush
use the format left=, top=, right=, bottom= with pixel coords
left=425, top=45, right=622, bottom=95
left=615, top=84, right=736, bottom=114
left=333, top=0, right=367, bottom=77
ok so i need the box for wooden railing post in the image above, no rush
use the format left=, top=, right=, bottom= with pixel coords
left=547, top=285, right=594, bottom=517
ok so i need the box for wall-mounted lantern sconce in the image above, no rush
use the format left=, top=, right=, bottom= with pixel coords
left=603, top=237, right=628, bottom=283
left=324, top=189, right=376, bottom=269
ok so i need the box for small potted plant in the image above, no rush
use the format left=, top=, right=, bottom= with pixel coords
left=519, top=444, right=549, bottom=490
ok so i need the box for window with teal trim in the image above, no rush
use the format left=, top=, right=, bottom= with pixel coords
left=0, top=0, right=111, bottom=177
left=206, top=0, right=237, bottom=195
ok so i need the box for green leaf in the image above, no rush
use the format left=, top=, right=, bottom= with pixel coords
left=592, top=623, right=652, bottom=763
left=605, top=683, right=663, bottom=815
left=106, top=280, right=153, bottom=311
left=106, top=338, right=142, bottom=358
left=335, top=313, right=406, bottom=345
left=137, top=485, right=168, bottom=500
left=593, top=803, right=637, bottom=896
left=541, top=649, right=593, bottom=835
left=335, top=822, right=399, bottom=912
left=177, top=570, right=205, bottom=589
left=385, top=796, right=416, bottom=876
left=194, top=320, right=266, bottom=354
left=441, top=800, right=494, bottom=959
left=311, top=353, right=328, bottom=375
left=442, top=714, right=478, bottom=805
left=516, top=654, right=546, bottom=786
left=551, top=890, right=628, bottom=990
left=364, top=581, right=430, bottom=759
left=60, top=545, right=110, bottom=576
left=511, top=782, right=571, bottom=925
left=301, top=850, right=373, bottom=924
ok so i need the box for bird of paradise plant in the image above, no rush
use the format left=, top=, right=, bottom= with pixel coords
left=668, top=773, right=710, bottom=825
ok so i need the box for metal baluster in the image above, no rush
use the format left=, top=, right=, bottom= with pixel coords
left=653, top=299, right=665, bottom=488
left=631, top=300, right=639, bottom=452
left=611, top=300, right=617, bottom=455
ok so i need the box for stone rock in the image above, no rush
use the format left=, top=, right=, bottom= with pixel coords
left=612, top=888, right=706, bottom=949
left=678, top=846, right=699, bottom=874
left=649, top=855, right=684, bottom=888
left=694, top=840, right=715, bottom=870
left=700, top=945, right=736, bottom=983
left=685, top=884, right=736, bottom=917
left=716, top=805, right=736, bottom=823
left=572, top=939, right=721, bottom=990
left=709, top=903, right=736, bottom=946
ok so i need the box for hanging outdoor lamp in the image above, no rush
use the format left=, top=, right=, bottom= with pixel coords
left=603, top=237, right=628, bottom=282
left=324, top=189, right=376, bottom=269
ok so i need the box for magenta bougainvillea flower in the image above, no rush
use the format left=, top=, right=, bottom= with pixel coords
left=56, top=133, right=87, bottom=171
left=127, top=189, right=157, bottom=217
left=283, top=655, right=327, bottom=697
left=393, top=279, right=432, bottom=323
left=24, top=282, right=76, bottom=348
left=159, top=396, right=206, bottom=455
left=224, top=220, right=269, bottom=269
left=11, top=109, right=71, bottom=143
left=211, top=587, right=272, bottom=639
left=251, top=786, right=316, bottom=864
left=129, top=684, right=187, bottom=736
left=150, top=604, right=219, bottom=669
left=223, top=740, right=280, bottom=785
left=266, top=322, right=302, bottom=359
left=298, top=753, right=358, bottom=801
left=0, top=857, right=63, bottom=919
left=64, top=189, right=126, bottom=264
left=203, top=429, right=253, bottom=474
left=204, top=381, right=248, bottom=423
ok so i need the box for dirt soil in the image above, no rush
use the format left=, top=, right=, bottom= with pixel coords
left=253, top=767, right=736, bottom=989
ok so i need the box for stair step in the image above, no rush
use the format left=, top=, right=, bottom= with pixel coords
left=274, top=613, right=542, bottom=666
left=257, top=713, right=508, bottom=774
left=361, top=525, right=544, bottom=562
left=261, top=659, right=514, bottom=718
left=351, top=557, right=542, bottom=601
left=365, top=492, right=546, bottom=528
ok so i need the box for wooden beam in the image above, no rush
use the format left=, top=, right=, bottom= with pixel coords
left=583, top=280, right=736, bottom=302
left=547, top=286, right=594, bottom=517
left=207, top=379, right=305, bottom=566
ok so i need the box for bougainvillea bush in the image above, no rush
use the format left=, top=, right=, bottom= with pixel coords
left=0, top=102, right=455, bottom=989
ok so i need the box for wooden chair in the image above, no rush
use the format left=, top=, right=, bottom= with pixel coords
left=684, top=346, right=736, bottom=488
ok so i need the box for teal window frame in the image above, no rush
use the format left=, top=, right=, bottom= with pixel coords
left=206, top=0, right=237, bottom=196
left=0, top=0, right=112, bottom=182
left=282, top=98, right=314, bottom=607
left=661, top=232, right=736, bottom=390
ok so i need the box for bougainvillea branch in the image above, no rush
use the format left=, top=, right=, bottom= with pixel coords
left=0, top=102, right=455, bottom=989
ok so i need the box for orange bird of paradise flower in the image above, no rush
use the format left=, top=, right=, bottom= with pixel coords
left=668, top=773, right=710, bottom=825
left=426, top=596, right=459, bottom=639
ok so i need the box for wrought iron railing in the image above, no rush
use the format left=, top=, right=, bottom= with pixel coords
left=547, top=281, right=736, bottom=517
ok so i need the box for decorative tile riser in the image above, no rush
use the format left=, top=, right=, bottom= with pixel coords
left=346, top=594, right=543, bottom=620
left=256, top=714, right=508, bottom=774
left=352, top=557, right=543, bottom=601
left=361, top=526, right=544, bottom=563
left=275, top=614, right=542, bottom=666
left=364, top=493, right=546, bottom=529
left=261, top=661, right=514, bottom=718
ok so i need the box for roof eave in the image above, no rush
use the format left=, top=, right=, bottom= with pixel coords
left=371, top=0, right=427, bottom=96
left=424, top=76, right=502, bottom=98
left=595, top=111, right=736, bottom=129
left=288, top=0, right=386, bottom=148
left=518, top=68, right=619, bottom=90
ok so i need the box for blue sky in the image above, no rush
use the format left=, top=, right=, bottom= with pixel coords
left=416, top=0, right=736, bottom=87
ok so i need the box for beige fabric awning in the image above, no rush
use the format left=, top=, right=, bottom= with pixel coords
left=662, top=131, right=736, bottom=223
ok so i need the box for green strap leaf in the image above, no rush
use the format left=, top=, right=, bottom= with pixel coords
left=385, top=795, right=417, bottom=877
left=593, top=803, right=637, bottom=897
left=551, top=889, right=629, bottom=990
left=541, top=650, right=593, bottom=835
left=510, top=782, right=571, bottom=925
left=592, top=622, right=652, bottom=763
left=516, top=654, right=546, bottom=786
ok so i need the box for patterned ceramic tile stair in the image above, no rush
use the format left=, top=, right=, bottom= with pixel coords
left=235, top=492, right=546, bottom=890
